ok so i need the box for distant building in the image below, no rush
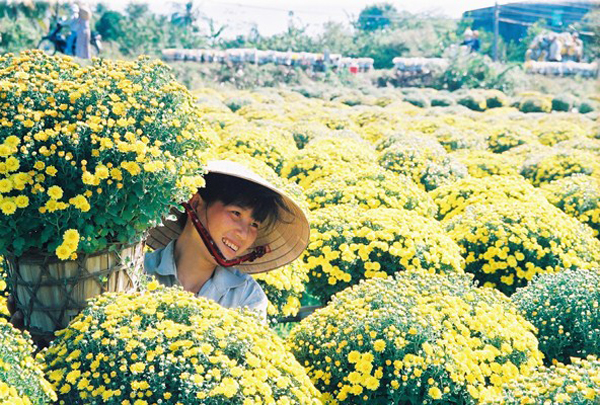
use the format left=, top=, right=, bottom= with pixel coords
left=463, top=1, right=599, bottom=44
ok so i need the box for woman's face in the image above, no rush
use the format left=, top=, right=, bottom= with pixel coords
left=198, top=201, right=261, bottom=260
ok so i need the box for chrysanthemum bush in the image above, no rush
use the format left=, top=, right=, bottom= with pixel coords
left=216, top=126, right=297, bottom=175
left=288, top=271, right=543, bottom=405
left=304, top=168, right=438, bottom=218
left=540, top=174, right=600, bottom=237
left=379, top=147, right=468, bottom=192
left=41, top=283, right=322, bottom=404
left=253, top=260, right=309, bottom=322
left=533, top=117, right=588, bottom=147
left=434, top=127, right=485, bottom=153
left=0, top=256, right=7, bottom=318
left=0, top=318, right=56, bottom=404
left=430, top=175, right=543, bottom=221
left=0, top=50, right=208, bottom=259
left=450, top=150, right=519, bottom=178
left=304, top=205, right=464, bottom=304
left=511, top=269, right=600, bottom=365
left=485, top=127, right=536, bottom=153
left=486, top=356, right=600, bottom=404
left=520, top=148, right=599, bottom=187
left=444, top=201, right=600, bottom=295
left=281, top=137, right=377, bottom=189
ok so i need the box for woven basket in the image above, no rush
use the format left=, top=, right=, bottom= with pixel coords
left=5, top=242, right=144, bottom=346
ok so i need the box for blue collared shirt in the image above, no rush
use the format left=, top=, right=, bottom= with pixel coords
left=143, top=240, right=268, bottom=321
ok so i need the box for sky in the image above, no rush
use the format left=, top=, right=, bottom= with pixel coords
left=93, top=0, right=507, bottom=37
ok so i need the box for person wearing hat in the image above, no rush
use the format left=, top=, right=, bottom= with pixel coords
left=144, top=160, right=310, bottom=321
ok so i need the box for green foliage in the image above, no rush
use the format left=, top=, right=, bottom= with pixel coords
left=551, top=94, right=576, bottom=112
left=518, top=95, right=552, bottom=113
left=356, top=3, right=398, bottom=32
left=94, top=10, right=124, bottom=42
left=435, top=49, right=520, bottom=92
left=512, top=269, right=600, bottom=365
left=457, top=91, right=487, bottom=111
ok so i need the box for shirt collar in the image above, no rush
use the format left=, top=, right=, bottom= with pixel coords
left=156, top=240, right=247, bottom=293
left=154, top=239, right=178, bottom=277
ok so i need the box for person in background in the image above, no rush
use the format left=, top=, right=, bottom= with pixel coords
left=75, top=5, right=92, bottom=59
left=471, top=30, right=481, bottom=52
left=65, top=4, right=79, bottom=56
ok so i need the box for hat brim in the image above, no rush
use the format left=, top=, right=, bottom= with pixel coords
left=146, top=160, right=310, bottom=274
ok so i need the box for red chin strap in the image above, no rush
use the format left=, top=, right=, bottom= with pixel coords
left=182, top=201, right=271, bottom=267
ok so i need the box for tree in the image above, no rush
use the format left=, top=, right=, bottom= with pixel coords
left=581, top=10, right=600, bottom=60
left=95, top=10, right=124, bottom=42
left=356, top=3, right=398, bottom=32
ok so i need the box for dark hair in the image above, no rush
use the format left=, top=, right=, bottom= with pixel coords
left=195, top=173, right=290, bottom=230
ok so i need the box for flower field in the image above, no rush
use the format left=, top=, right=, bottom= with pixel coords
left=1, top=51, right=600, bottom=404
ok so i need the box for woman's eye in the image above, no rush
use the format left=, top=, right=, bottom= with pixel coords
left=231, top=210, right=241, bottom=217
left=251, top=222, right=260, bottom=229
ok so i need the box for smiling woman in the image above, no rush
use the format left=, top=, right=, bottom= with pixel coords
left=144, top=160, right=310, bottom=321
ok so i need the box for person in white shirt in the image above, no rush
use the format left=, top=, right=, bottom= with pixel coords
left=144, top=161, right=310, bottom=321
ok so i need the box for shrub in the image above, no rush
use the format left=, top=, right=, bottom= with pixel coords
left=0, top=50, right=208, bottom=258
left=430, top=175, right=543, bottom=221
left=287, top=122, right=332, bottom=149
left=223, top=96, right=253, bottom=113
left=304, top=205, right=464, bottom=304
left=0, top=318, right=56, bottom=404
left=42, top=284, right=321, bottom=404
left=579, top=100, right=597, bottom=114
left=403, top=94, right=430, bottom=109
left=378, top=136, right=468, bottom=191
left=288, top=271, right=543, bottom=404
left=216, top=127, right=297, bottom=174
left=486, top=128, right=536, bottom=153
left=487, top=356, right=600, bottom=404
left=518, top=96, right=552, bottom=113
left=304, top=168, right=438, bottom=218
left=484, top=90, right=510, bottom=109
left=434, top=127, right=486, bottom=152
left=281, top=137, right=377, bottom=189
left=540, top=174, right=600, bottom=237
left=253, top=260, right=309, bottom=322
left=457, top=92, right=487, bottom=111
left=444, top=201, right=600, bottom=296
left=235, top=102, right=285, bottom=121
left=551, top=94, right=576, bottom=112
left=520, top=148, right=599, bottom=186
left=512, top=269, right=600, bottom=365
left=430, top=95, right=455, bottom=107
left=450, top=150, right=520, bottom=178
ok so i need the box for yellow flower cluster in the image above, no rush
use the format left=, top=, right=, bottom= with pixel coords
left=41, top=284, right=322, bottom=404
left=54, top=229, right=80, bottom=260
left=0, top=50, right=209, bottom=258
left=281, top=137, right=377, bottom=189
left=288, top=270, right=543, bottom=404
left=0, top=318, right=57, bottom=404
left=430, top=175, right=543, bottom=220
left=377, top=134, right=468, bottom=191
left=486, top=356, right=600, bottom=404
left=520, top=148, right=600, bottom=186
left=304, top=204, right=464, bottom=303
left=512, top=269, right=600, bottom=365
left=304, top=168, right=438, bottom=218
left=216, top=126, right=298, bottom=174
left=486, top=127, right=536, bottom=153
left=444, top=200, right=600, bottom=295
left=450, top=150, right=520, bottom=178
left=541, top=174, right=600, bottom=237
